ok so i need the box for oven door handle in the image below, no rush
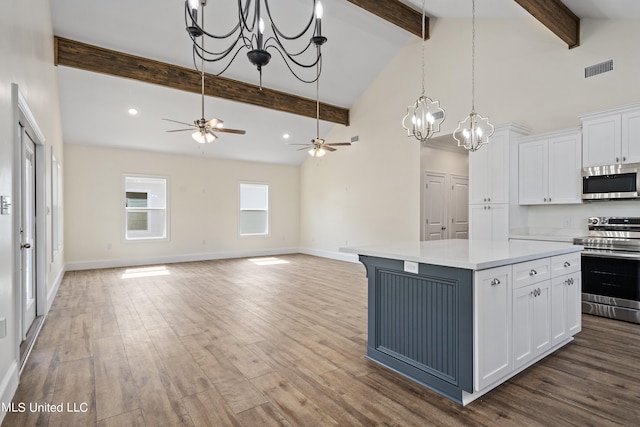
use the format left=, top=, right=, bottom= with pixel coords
left=582, top=250, right=640, bottom=260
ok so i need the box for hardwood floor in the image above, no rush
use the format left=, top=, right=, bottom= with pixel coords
left=4, top=254, right=639, bottom=426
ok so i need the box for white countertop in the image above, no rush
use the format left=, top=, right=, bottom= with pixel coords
left=341, top=239, right=583, bottom=270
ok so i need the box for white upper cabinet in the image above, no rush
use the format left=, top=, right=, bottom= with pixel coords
left=518, top=129, right=582, bottom=205
left=469, top=131, right=509, bottom=205
left=581, top=105, right=640, bottom=167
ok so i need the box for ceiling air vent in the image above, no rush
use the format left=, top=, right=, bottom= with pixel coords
left=585, top=59, right=614, bottom=78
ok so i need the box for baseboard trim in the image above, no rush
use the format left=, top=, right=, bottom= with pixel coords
left=0, top=360, right=19, bottom=425
left=65, top=247, right=301, bottom=271
left=299, top=247, right=359, bottom=263
left=47, top=265, right=66, bottom=311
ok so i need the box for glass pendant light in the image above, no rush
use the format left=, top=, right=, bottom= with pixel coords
left=402, top=0, right=445, bottom=143
left=453, top=0, right=494, bottom=151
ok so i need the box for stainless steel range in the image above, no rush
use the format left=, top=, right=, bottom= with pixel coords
left=574, top=217, right=640, bottom=324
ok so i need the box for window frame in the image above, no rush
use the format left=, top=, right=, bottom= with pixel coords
left=123, top=174, right=169, bottom=242
left=238, top=182, right=270, bottom=237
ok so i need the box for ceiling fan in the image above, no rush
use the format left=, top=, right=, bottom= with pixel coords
left=288, top=55, right=350, bottom=157
left=163, top=0, right=246, bottom=144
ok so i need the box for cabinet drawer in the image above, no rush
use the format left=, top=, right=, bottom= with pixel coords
left=551, top=252, right=580, bottom=276
left=513, top=258, right=551, bottom=289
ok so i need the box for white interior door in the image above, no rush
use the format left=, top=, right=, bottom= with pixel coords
left=21, top=128, right=37, bottom=339
left=450, top=176, right=469, bottom=239
left=424, top=173, right=446, bottom=240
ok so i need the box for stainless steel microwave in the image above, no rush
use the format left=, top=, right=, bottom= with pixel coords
left=582, top=163, right=640, bottom=200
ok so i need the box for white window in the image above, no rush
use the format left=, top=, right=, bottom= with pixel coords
left=239, top=183, right=269, bottom=236
left=124, top=176, right=168, bottom=240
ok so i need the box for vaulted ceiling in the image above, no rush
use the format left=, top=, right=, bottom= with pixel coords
left=51, top=0, right=640, bottom=165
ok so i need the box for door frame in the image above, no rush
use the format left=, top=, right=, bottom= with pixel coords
left=12, top=84, right=47, bottom=364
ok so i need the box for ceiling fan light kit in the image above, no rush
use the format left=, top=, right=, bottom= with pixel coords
left=453, top=0, right=494, bottom=151
left=402, top=0, right=445, bottom=144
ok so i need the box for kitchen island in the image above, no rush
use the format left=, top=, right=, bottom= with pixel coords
left=342, top=239, right=582, bottom=405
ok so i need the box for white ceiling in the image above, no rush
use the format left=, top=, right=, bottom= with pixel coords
left=51, top=0, right=640, bottom=165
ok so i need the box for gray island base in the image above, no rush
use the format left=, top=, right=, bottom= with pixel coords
left=342, top=240, right=583, bottom=406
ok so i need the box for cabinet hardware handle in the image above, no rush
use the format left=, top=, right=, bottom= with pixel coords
left=488, top=205, right=491, bottom=210
left=564, top=261, right=570, bottom=268
left=490, top=278, right=500, bottom=286
left=548, top=197, right=551, bottom=202
left=487, top=197, right=491, bottom=202
left=529, top=269, right=537, bottom=276
left=623, top=156, right=626, bottom=162
left=569, top=278, right=574, bottom=285
left=544, top=198, right=547, bottom=202
left=616, top=157, right=620, bottom=163
left=484, top=198, right=487, bottom=202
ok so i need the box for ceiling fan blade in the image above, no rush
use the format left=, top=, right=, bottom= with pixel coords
left=166, top=129, right=195, bottom=132
left=326, top=142, right=351, bottom=146
left=297, top=146, right=312, bottom=151
left=163, top=118, right=195, bottom=127
left=287, top=143, right=312, bottom=146
left=324, top=146, right=337, bottom=152
left=215, top=128, right=246, bottom=135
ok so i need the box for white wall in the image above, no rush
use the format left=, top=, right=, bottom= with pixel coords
left=64, top=144, right=300, bottom=269
left=0, top=0, right=65, bottom=419
left=300, top=18, right=640, bottom=256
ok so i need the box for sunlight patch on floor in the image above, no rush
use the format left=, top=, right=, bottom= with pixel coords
left=248, top=257, right=290, bottom=266
left=121, top=265, right=170, bottom=279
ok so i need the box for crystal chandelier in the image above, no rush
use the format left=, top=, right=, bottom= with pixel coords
left=185, top=0, right=327, bottom=88
left=453, top=0, right=494, bottom=151
left=402, top=0, right=445, bottom=143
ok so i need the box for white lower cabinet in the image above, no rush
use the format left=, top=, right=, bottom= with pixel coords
left=474, top=254, right=581, bottom=392
left=474, top=266, right=512, bottom=391
left=513, top=280, right=551, bottom=370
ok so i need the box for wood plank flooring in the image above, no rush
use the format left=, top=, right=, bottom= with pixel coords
left=4, top=254, right=639, bottom=426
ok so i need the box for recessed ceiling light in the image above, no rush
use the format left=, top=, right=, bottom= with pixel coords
left=283, top=133, right=290, bottom=139
left=128, top=108, right=138, bottom=115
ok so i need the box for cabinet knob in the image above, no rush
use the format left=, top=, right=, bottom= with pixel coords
left=487, top=205, right=491, bottom=210
left=487, top=197, right=491, bottom=202
left=564, top=261, right=571, bottom=268
left=529, top=269, right=537, bottom=276
left=616, top=157, right=620, bottom=163
left=543, top=198, right=547, bottom=202
left=569, top=278, right=574, bottom=285
left=490, top=278, right=501, bottom=286
left=484, top=198, right=487, bottom=202
left=623, top=156, right=627, bottom=162
left=548, top=197, right=551, bottom=202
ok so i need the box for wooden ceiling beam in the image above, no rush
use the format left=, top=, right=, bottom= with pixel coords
left=513, top=0, right=580, bottom=48
left=53, top=36, right=350, bottom=126
left=345, top=0, right=429, bottom=39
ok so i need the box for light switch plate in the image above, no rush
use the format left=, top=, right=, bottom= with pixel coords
left=0, top=196, right=11, bottom=215
left=404, top=261, right=419, bottom=274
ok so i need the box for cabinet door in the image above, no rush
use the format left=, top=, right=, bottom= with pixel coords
left=513, top=280, right=551, bottom=369
left=474, top=266, right=512, bottom=391
left=469, top=204, right=491, bottom=240
left=469, top=147, right=489, bottom=205
left=513, top=285, right=534, bottom=369
left=487, top=130, right=510, bottom=204
left=622, top=109, right=640, bottom=164
left=548, top=132, right=582, bottom=204
left=519, top=139, right=548, bottom=205
left=582, top=114, right=621, bottom=167
left=490, top=204, right=508, bottom=241
left=551, top=275, right=568, bottom=345
left=566, top=272, right=582, bottom=336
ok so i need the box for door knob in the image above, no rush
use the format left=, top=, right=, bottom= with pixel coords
left=21, top=243, right=31, bottom=249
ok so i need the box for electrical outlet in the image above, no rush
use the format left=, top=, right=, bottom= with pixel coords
left=404, top=261, right=419, bottom=274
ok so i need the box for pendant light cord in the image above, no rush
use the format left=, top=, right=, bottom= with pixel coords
left=421, top=0, right=426, bottom=96
left=200, top=2, right=206, bottom=121
left=316, top=46, right=320, bottom=140
left=471, top=0, right=476, bottom=113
